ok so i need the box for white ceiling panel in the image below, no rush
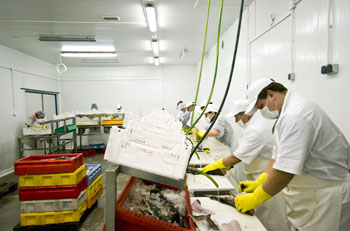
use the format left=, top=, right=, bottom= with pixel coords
left=0, top=0, right=252, bottom=66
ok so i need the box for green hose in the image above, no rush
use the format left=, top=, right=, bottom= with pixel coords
left=189, top=0, right=211, bottom=127
left=189, top=0, right=245, bottom=161
left=186, top=0, right=224, bottom=136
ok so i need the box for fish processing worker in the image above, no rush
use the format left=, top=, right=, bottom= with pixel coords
left=201, top=99, right=289, bottom=231
left=25, top=110, right=45, bottom=128
left=176, top=102, right=187, bottom=121
left=234, top=78, right=350, bottom=231
left=189, top=99, right=213, bottom=131
left=182, top=101, right=194, bottom=128
left=192, top=104, right=238, bottom=159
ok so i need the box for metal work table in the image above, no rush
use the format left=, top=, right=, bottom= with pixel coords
left=104, top=164, right=187, bottom=231
left=18, top=117, right=77, bottom=157
left=75, top=113, right=125, bottom=149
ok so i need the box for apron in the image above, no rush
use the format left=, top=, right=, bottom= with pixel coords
left=340, top=174, right=350, bottom=231
left=283, top=174, right=343, bottom=231
left=245, top=157, right=290, bottom=231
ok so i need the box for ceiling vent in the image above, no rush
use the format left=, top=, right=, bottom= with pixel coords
left=39, top=36, right=96, bottom=42
left=103, top=16, right=121, bottom=21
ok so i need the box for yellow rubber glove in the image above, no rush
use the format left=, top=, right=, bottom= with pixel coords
left=201, top=158, right=230, bottom=173
left=188, top=128, right=198, bottom=135
left=203, top=146, right=210, bottom=153
left=238, top=172, right=268, bottom=193
left=42, top=124, right=47, bottom=129
left=193, top=136, right=198, bottom=142
left=197, top=130, right=206, bottom=138
left=234, top=185, right=272, bottom=213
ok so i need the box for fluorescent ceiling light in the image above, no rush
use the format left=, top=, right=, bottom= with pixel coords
left=145, top=4, right=157, bottom=32
left=82, top=59, right=118, bottom=63
left=61, top=52, right=117, bottom=58
left=61, top=44, right=115, bottom=52
left=154, top=56, right=160, bottom=66
left=39, top=36, right=96, bottom=42
left=151, top=37, right=159, bottom=56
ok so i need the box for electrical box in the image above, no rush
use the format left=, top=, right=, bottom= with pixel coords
left=288, top=73, right=295, bottom=81
left=321, top=64, right=338, bottom=75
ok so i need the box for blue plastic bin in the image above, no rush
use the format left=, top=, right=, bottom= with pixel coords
left=85, top=164, right=102, bottom=186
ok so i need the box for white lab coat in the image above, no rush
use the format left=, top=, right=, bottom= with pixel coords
left=175, top=110, right=185, bottom=121
left=273, top=91, right=350, bottom=231
left=233, top=112, right=289, bottom=231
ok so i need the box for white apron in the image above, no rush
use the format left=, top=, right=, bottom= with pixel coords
left=340, top=174, right=350, bottom=231
left=245, top=157, right=290, bottom=231
left=283, top=174, right=343, bottom=231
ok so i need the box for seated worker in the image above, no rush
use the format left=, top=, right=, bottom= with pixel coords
left=201, top=99, right=289, bottom=231
left=25, top=111, right=45, bottom=128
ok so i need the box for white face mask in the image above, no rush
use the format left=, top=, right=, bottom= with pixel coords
left=236, top=119, right=246, bottom=128
left=205, top=117, right=211, bottom=124
left=261, top=98, right=279, bottom=119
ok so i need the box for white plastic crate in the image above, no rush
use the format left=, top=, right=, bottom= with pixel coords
left=23, top=127, right=52, bottom=136
left=20, top=190, right=87, bottom=213
left=104, top=128, right=190, bottom=180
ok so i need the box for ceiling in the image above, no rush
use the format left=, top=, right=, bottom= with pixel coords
left=0, top=0, right=251, bottom=66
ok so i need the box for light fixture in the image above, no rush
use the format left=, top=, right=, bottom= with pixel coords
left=61, top=44, right=115, bottom=52
left=145, top=4, right=157, bottom=32
left=151, top=36, right=159, bottom=56
left=154, top=56, right=160, bottom=66
left=39, top=36, right=96, bottom=42
left=61, top=52, right=117, bottom=58
left=82, top=59, right=118, bottom=63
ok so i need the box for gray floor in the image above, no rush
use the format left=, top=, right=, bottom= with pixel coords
left=0, top=153, right=130, bottom=231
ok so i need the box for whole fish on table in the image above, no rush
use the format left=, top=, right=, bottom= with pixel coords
left=187, top=167, right=226, bottom=176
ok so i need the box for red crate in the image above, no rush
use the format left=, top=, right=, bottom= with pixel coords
left=14, top=154, right=84, bottom=175
left=19, top=177, right=87, bottom=201
left=114, top=177, right=196, bottom=231
left=76, top=149, right=96, bottom=157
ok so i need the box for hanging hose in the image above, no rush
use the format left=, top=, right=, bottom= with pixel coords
left=186, top=0, right=224, bottom=135
left=189, top=0, right=211, bottom=127
left=189, top=0, right=245, bottom=161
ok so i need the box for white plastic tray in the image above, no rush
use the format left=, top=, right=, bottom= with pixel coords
left=190, top=197, right=266, bottom=231
left=186, top=174, right=235, bottom=192
left=23, top=127, right=52, bottom=136
left=20, top=190, right=87, bottom=213
left=189, top=152, right=215, bottom=167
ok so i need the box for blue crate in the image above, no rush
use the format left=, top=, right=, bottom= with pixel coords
left=85, top=164, right=102, bottom=186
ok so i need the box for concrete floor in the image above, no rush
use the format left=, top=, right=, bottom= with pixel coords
left=0, top=153, right=130, bottom=231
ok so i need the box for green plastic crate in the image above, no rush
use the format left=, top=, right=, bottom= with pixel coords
left=55, top=124, right=77, bottom=134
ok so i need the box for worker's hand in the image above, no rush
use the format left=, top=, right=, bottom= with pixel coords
left=201, top=158, right=230, bottom=173
left=189, top=128, right=198, bottom=135
left=203, top=146, right=210, bottom=153
left=238, top=172, right=268, bottom=193
left=42, top=124, right=47, bottom=129
left=234, top=185, right=272, bottom=213
left=197, top=130, right=206, bottom=138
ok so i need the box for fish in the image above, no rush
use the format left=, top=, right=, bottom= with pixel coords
left=207, top=195, right=255, bottom=216
left=221, top=219, right=242, bottom=231
left=187, top=167, right=226, bottom=176
left=191, top=199, right=215, bottom=215
left=188, top=214, right=220, bottom=231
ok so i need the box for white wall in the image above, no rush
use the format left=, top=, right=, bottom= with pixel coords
left=198, top=0, right=350, bottom=140
left=0, top=45, right=58, bottom=174
left=59, top=65, right=197, bottom=115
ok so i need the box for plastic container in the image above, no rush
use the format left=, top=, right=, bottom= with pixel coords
left=115, top=177, right=196, bottom=231
left=20, top=201, right=86, bottom=226
left=18, top=165, right=86, bottom=187
left=19, top=177, right=87, bottom=201
left=54, top=124, right=77, bottom=134
left=20, top=189, right=87, bottom=213
left=14, top=154, right=84, bottom=175
left=102, top=120, right=123, bottom=125
left=76, top=149, right=96, bottom=157
left=87, top=175, right=102, bottom=197
left=85, top=164, right=102, bottom=186
left=87, top=185, right=103, bottom=209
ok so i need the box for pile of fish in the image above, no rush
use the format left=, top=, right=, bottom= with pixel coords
left=122, top=179, right=187, bottom=227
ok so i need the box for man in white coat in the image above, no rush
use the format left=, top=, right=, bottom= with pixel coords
left=201, top=99, right=289, bottom=231
left=234, top=78, right=350, bottom=231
